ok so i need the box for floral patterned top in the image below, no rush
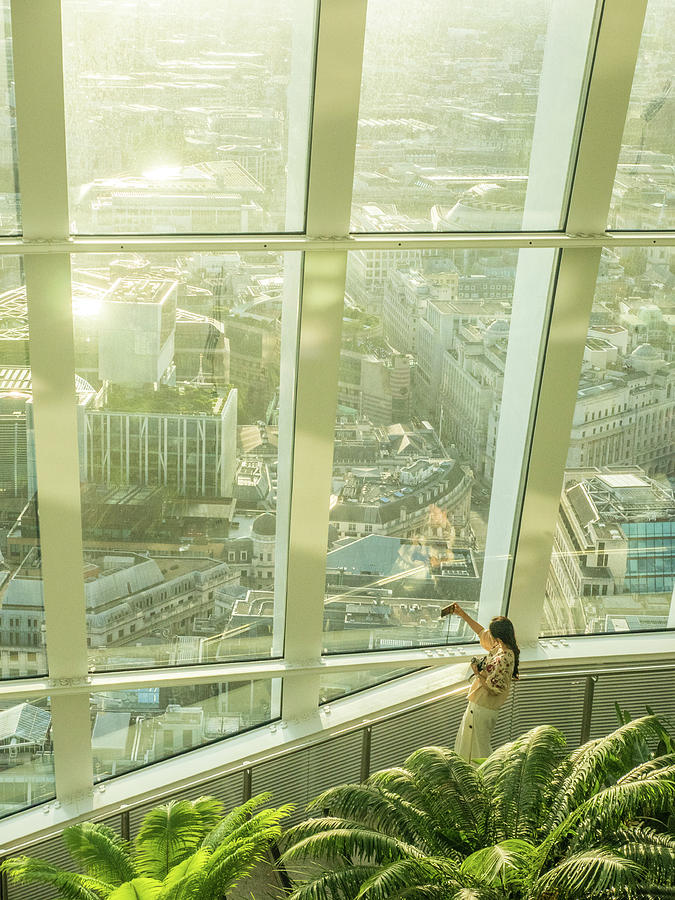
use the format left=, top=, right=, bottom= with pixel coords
left=468, top=630, right=515, bottom=710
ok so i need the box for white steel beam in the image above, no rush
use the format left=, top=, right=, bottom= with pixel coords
left=507, top=0, right=649, bottom=643
left=281, top=0, right=367, bottom=720
left=10, top=0, right=94, bottom=800
left=304, top=0, right=367, bottom=237
left=0, top=628, right=672, bottom=704
left=478, top=0, right=600, bottom=624
left=0, top=231, right=672, bottom=256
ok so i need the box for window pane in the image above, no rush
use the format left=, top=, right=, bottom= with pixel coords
left=0, top=259, right=49, bottom=679
left=324, top=248, right=553, bottom=653
left=62, top=1, right=316, bottom=234
left=608, top=0, right=675, bottom=230
left=320, top=668, right=424, bottom=704
left=351, top=0, right=594, bottom=232
left=544, top=246, right=675, bottom=636
left=72, top=252, right=299, bottom=671
left=0, top=1, right=19, bottom=235
left=0, top=696, right=54, bottom=817
left=91, top=678, right=279, bottom=780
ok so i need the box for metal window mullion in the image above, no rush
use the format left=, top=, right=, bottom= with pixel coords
left=11, top=0, right=93, bottom=801
left=0, top=232, right=673, bottom=257
left=282, top=0, right=367, bottom=721
left=507, top=0, right=648, bottom=642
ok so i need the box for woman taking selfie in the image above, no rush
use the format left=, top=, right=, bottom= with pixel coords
left=440, top=602, right=520, bottom=763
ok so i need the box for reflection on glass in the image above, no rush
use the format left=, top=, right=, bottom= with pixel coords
left=351, top=0, right=589, bottom=232
left=0, top=1, right=19, bottom=235
left=544, top=246, right=675, bottom=635
left=320, top=668, right=423, bottom=704
left=0, top=260, right=49, bottom=679
left=609, top=0, right=675, bottom=230
left=91, top=679, right=279, bottom=780
left=0, top=696, right=55, bottom=817
left=324, top=249, right=537, bottom=653
left=62, top=0, right=316, bottom=234
left=67, top=253, right=298, bottom=671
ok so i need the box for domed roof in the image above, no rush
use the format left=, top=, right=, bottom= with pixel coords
left=631, top=343, right=659, bottom=359
left=486, top=318, right=509, bottom=335
left=252, top=513, right=276, bottom=537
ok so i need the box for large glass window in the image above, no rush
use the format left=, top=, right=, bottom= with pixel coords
left=544, top=246, right=675, bottom=636
left=61, top=0, right=316, bottom=234
left=608, top=0, right=675, bottom=230
left=0, top=695, right=54, bottom=818
left=320, top=668, right=424, bottom=705
left=0, top=1, right=19, bottom=235
left=91, top=678, right=279, bottom=780
left=351, top=0, right=593, bottom=232
left=0, top=259, right=49, bottom=680
left=70, top=252, right=299, bottom=672
left=323, top=249, right=553, bottom=653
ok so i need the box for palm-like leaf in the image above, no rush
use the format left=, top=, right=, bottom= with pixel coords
left=282, top=826, right=423, bottom=866
left=403, top=747, right=487, bottom=848
left=157, top=848, right=210, bottom=900
left=190, top=797, right=224, bottom=833
left=134, top=801, right=209, bottom=880
left=201, top=792, right=271, bottom=850
left=106, top=878, right=162, bottom=900
left=560, top=772, right=675, bottom=854
left=62, top=823, right=136, bottom=886
left=0, top=856, right=113, bottom=900
left=615, top=841, right=675, bottom=885
left=199, top=839, right=272, bottom=898
left=542, top=716, right=663, bottom=831
left=530, top=848, right=643, bottom=898
left=288, top=864, right=380, bottom=900
left=460, top=839, right=534, bottom=887
left=306, top=781, right=419, bottom=843
left=355, top=856, right=468, bottom=900
left=481, top=726, right=565, bottom=843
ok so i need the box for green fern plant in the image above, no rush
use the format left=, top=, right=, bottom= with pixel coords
left=282, top=717, right=675, bottom=899
left=1, top=794, right=292, bottom=899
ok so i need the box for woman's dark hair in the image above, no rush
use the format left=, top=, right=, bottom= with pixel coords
left=489, top=616, right=520, bottom=678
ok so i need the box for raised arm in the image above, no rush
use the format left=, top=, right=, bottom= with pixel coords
left=440, top=602, right=484, bottom=637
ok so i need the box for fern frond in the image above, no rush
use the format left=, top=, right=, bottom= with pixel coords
left=356, top=856, right=467, bottom=900
left=62, top=823, right=136, bottom=886
left=201, top=793, right=271, bottom=850
left=530, top=848, right=643, bottom=898
left=307, top=781, right=418, bottom=842
left=288, top=864, right=379, bottom=900
left=0, top=856, right=112, bottom=900
left=615, top=841, right=675, bottom=885
left=482, top=726, right=565, bottom=843
left=542, top=716, right=663, bottom=831
left=402, top=746, right=488, bottom=844
left=460, top=839, right=535, bottom=887
left=282, top=826, right=423, bottom=866
left=134, top=801, right=210, bottom=880
left=190, top=797, right=224, bottom=832
left=199, top=839, right=271, bottom=898
left=106, top=878, right=162, bottom=900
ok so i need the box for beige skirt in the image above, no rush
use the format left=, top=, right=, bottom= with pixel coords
left=454, top=701, right=499, bottom=763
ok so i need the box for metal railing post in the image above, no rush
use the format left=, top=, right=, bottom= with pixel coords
left=360, top=726, right=372, bottom=783
left=580, top=675, right=598, bottom=744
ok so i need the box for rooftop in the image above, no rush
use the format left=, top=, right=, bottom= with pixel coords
left=98, top=383, right=231, bottom=416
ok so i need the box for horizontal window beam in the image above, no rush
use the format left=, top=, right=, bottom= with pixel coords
left=1, top=631, right=672, bottom=701
left=0, top=231, right=672, bottom=256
